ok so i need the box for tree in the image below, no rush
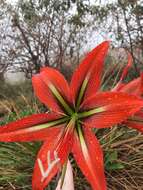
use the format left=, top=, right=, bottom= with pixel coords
left=0, top=0, right=12, bottom=80
left=90, top=0, right=143, bottom=75
left=0, top=0, right=92, bottom=78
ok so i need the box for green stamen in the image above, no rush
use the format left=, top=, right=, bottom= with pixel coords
left=55, top=114, right=76, bottom=152
left=78, top=107, right=105, bottom=119
left=66, top=113, right=77, bottom=129
left=56, top=115, right=76, bottom=189
left=49, top=84, right=73, bottom=115
left=76, top=78, right=88, bottom=110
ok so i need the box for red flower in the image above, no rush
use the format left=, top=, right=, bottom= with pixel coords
left=0, top=42, right=143, bottom=190
left=113, top=54, right=143, bottom=133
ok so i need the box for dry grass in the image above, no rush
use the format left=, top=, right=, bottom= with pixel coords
left=105, top=128, right=143, bottom=190
left=0, top=111, right=142, bottom=190
left=0, top=62, right=143, bottom=189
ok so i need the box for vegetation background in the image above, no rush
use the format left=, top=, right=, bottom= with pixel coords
left=0, top=0, right=143, bottom=189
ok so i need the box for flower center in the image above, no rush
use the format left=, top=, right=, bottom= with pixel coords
left=72, top=112, right=78, bottom=120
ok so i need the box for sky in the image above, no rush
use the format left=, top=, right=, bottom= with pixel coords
left=7, top=0, right=117, bottom=4
left=5, top=0, right=115, bottom=47
left=4, top=0, right=118, bottom=82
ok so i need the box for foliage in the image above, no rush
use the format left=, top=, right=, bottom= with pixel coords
left=0, top=80, right=32, bottom=100
left=0, top=1, right=142, bottom=188
left=0, top=111, right=143, bottom=190
left=0, top=42, right=143, bottom=190
left=90, top=0, right=143, bottom=75
left=0, top=0, right=93, bottom=78
left=105, top=150, right=124, bottom=171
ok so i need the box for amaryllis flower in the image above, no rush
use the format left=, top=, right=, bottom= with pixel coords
left=113, top=54, right=143, bottom=133
left=0, top=42, right=143, bottom=190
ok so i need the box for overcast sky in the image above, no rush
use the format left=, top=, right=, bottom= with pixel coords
left=5, top=0, right=119, bottom=48
left=4, top=0, right=118, bottom=82
left=6, top=0, right=118, bottom=7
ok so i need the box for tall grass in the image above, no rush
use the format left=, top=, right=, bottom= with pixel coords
left=0, top=57, right=142, bottom=189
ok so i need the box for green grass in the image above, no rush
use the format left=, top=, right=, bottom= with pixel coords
left=0, top=67, right=143, bottom=189
left=0, top=110, right=143, bottom=189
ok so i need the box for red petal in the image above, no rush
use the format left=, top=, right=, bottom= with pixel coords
left=113, top=53, right=132, bottom=91
left=119, top=77, right=141, bottom=95
left=126, top=121, right=143, bottom=133
left=113, top=83, right=126, bottom=92
left=32, top=67, right=71, bottom=114
left=40, top=67, right=71, bottom=102
left=120, top=53, right=132, bottom=81
left=72, top=127, right=106, bottom=190
left=140, top=73, right=143, bottom=94
left=81, top=92, right=143, bottom=128
left=125, top=110, right=143, bottom=133
left=119, top=73, right=143, bottom=97
left=0, top=113, right=65, bottom=142
left=70, top=41, right=109, bottom=105
left=32, top=125, right=74, bottom=190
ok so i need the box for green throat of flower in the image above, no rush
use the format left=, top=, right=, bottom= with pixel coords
left=30, top=81, right=105, bottom=132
